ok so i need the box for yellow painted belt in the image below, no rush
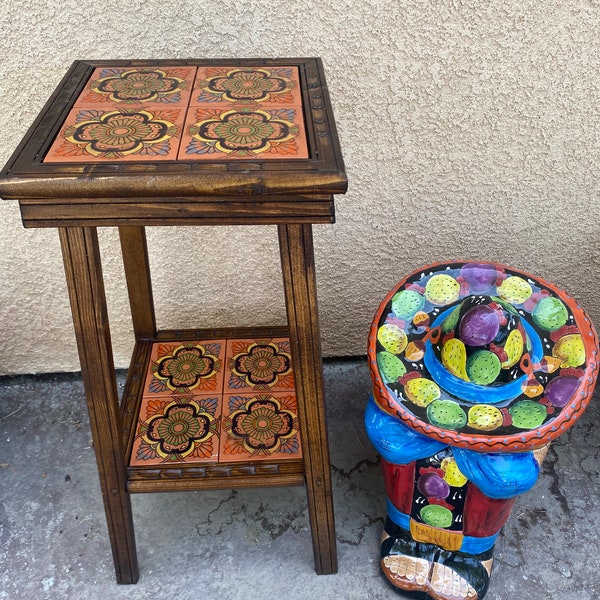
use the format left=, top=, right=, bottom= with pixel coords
left=410, top=519, right=463, bottom=552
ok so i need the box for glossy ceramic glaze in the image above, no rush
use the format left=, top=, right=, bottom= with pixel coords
left=366, top=261, right=598, bottom=600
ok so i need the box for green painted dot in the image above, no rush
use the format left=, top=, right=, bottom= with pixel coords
left=427, top=399, right=467, bottom=429
left=392, top=290, right=425, bottom=320
left=509, top=400, right=547, bottom=429
left=377, top=351, right=407, bottom=383
left=466, top=350, right=502, bottom=385
left=532, top=297, right=568, bottom=331
left=442, top=305, right=461, bottom=333
left=420, top=504, right=454, bottom=528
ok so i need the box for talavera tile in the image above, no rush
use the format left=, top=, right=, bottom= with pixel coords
left=43, top=64, right=309, bottom=163
left=129, top=337, right=302, bottom=467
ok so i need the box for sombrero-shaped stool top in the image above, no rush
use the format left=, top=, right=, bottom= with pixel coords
left=368, top=261, right=599, bottom=452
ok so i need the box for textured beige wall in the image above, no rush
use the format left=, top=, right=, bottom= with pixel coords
left=0, top=1, right=599, bottom=374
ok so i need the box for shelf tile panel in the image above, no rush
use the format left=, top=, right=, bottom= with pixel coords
left=130, top=337, right=302, bottom=467
left=224, top=338, right=295, bottom=393
left=220, top=392, right=302, bottom=462
left=143, top=340, right=227, bottom=398
left=130, top=393, right=221, bottom=467
left=178, top=104, right=309, bottom=161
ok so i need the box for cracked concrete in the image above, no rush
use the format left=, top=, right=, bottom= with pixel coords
left=1, top=359, right=598, bottom=599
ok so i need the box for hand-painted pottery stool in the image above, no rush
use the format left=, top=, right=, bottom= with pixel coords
left=365, top=261, right=598, bottom=600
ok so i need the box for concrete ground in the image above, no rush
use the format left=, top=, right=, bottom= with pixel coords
left=1, top=358, right=598, bottom=599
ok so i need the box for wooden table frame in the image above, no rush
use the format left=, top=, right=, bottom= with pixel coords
left=0, top=58, right=347, bottom=583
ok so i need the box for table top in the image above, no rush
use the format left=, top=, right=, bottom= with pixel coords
left=368, top=261, right=599, bottom=452
left=0, top=59, right=346, bottom=227
left=43, top=64, right=309, bottom=163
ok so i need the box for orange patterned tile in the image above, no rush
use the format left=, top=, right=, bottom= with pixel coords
left=44, top=105, right=185, bottom=162
left=179, top=105, right=308, bottom=160
left=143, top=340, right=226, bottom=397
left=73, top=66, right=197, bottom=108
left=190, top=66, right=303, bottom=107
left=130, top=393, right=221, bottom=466
left=129, top=337, right=301, bottom=467
left=43, top=63, right=310, bottom=162
left=219, top=392, right=302, bottom=462
left=223, top=338, right=295, bottom=393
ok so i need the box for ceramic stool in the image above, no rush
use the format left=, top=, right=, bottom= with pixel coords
left=365, top=261, right=598, bottom=600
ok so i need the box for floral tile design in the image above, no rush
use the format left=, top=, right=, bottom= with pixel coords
left=43, top=64, right=309, bottom=162
left=144, top=340, right=226, bottom=397
left=179, top=106, right=308, bottom=160
left=219, top=393, right=302, bottom=462
left=73, top=67, right=196, bottom=107
left=129, top=337, right=302, bottom=467
left=44, top=106, right=185, bottom=162
left=224, top=338, right=295, bottom=393
left=182, top=66, right=306, bottom=160
left=130, top=393, right=221, bottom=466
left=190, top=66, right=303, bottom=107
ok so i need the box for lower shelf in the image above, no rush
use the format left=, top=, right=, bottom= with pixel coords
left=121, top=327, right=306, bottom=493
left=127, top=462, right=305, bottom=493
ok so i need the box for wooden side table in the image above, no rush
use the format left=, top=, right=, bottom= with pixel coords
left=0, top=58, right=347, bottom=583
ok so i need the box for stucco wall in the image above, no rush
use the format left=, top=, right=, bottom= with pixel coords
left=0, top=1, right=598, bottom=374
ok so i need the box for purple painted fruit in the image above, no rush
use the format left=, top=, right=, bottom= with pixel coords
left=460, top=263, right=498, bottom=293
left=459, top=305, right=500, bottom=347
left=418, top=473, right=450, bottom=499
left=545, top=375, right=580, bottom=407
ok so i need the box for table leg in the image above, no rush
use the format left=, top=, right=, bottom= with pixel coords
left=59, top=226, right=139, bottom=584
left=278, top=223, right=337, bottom=575
left=119, top=226, right=156, bottom=339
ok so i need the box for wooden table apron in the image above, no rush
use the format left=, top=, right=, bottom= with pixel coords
left=0, top=58, right=347, bottom=583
